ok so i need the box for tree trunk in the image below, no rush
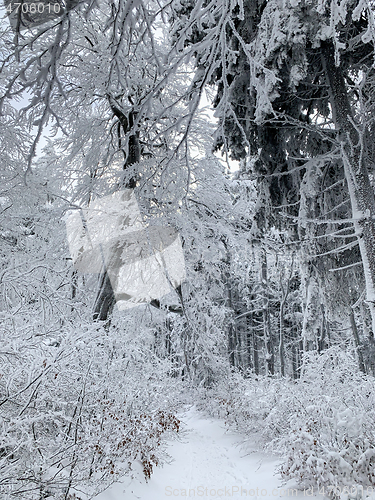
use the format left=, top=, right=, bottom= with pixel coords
left=318, top=303, right=328, bottom=353
left=93, top=271, right=116, bottom=321
left=291, top=339, right=299, bottom=380
left=261, top=249, right=274, bottom=375
left=93, top=107, right=140, bottom=322
left=246, top=313, right=253, bottom=372
left=225, top=274, right=235, bottom=367
left=361, top=300, right=375, bottom=375
left=253, top=327, right=259, bottom=376
left=228, top=324, right=236, bottom=368
left=298, top=162, right=322, bottom=352
left=349, top=309, right=366, bottom=374
left=321, top=40, right=375, bottom=337
left=279, top=299, right=285, bottom=376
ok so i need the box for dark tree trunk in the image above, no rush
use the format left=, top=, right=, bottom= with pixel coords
left=279, top=299, right=285, bottom=377
left=228, top=326, right=236, bottom=367
left=321, top=40, right=375, bottom=338
left=93, top=271, right=116, bottom=321
left=291, top=340, right=298, bottom=380
left=318, top=303, right=328, bottom=353
left=261, top=249, right=274, bottom=375
left=93, top=104, right=140, bottom=322
left=246, top=313, right=253, bottom=372
left=253, top=327, right=259, bottom=376
left=349, top=309, right=366, bottom=374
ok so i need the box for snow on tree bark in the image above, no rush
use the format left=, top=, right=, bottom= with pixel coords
left=321, top=39, right=375, bottom=337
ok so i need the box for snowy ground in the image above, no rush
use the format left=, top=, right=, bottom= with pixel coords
left=94, top=406, right=324, bottom=500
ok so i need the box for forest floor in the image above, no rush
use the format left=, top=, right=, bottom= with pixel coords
left=93, top=405, right=324, bottom=500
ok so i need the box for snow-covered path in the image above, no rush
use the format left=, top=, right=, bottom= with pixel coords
left=95, top=406, right=320, bottom=500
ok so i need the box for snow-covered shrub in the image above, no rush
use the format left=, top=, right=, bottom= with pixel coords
left=0, top=315, right=183, bottom=499
left=200, top=347, right=375, bottom=498
left=278, top=348, right=375, bottom=497
left=0, top=187, right=187, bottom=499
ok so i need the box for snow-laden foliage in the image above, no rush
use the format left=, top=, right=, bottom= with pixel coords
left=200, top=347, right=375, bottom=497
left=0, top=126, right=239, bottom=497
left=0, top=226, right=180, bottom=499
left=3, top=0, right=375, bottom=495
left=0, top=187, right=184, bottom=499
left=0, top=316, right=182, bottom=499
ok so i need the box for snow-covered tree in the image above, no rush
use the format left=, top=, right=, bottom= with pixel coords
left=170, top=0, right=375, bottom=357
